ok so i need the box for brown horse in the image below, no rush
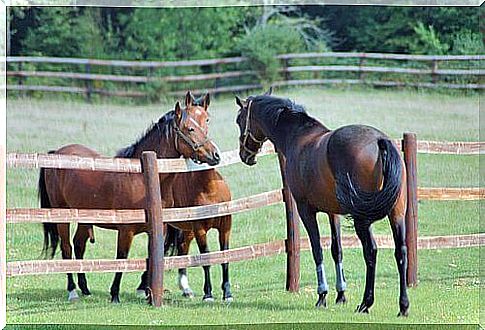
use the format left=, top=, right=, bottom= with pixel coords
left=235, top=91, right=409, bottom=316
left=101, top=95, right=233, bottom=302
left=39, top=92, right=220, bottom=303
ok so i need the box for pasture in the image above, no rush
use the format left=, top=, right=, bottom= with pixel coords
left=5, top=87, right=481, bottom=326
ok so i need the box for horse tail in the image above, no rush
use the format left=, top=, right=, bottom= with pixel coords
left=336, top=139, right=402, bottom=223
left=39, top=151, right=59, bottom=259
left=164, top=225, right=183, bottom=257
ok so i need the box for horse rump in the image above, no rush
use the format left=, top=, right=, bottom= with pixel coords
left=335, top=138, right=402, bottom=223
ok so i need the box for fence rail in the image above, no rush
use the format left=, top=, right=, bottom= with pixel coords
left=7, top=233, right=484, bottom=277
left=6, top=140, right=483, bottom=175
left=7, top=52, right=484, bottom=100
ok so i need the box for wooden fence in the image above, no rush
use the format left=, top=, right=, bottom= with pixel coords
left=6, top=52, right=484, bottom=100
left=6, top=135, right=484, bottom=306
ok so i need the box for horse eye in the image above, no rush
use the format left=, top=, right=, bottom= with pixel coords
left=206, top=118, right=210, bottom=123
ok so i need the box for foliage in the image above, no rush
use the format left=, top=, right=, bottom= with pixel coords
left=451, top=30, right=485, bottom=55
left=410, top=22, right=449, bottom=55
left=238, top=24, right=305, bottom=86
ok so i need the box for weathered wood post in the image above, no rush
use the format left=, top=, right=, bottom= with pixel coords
left=277, top=152, right=300, bottom=292
left=430, top=59, right=439, bottom=85
left=402, top=133, right=418, bottom=287
left=85, top=63, right=92, bottom=102
left=141, top=151, right=165, bottom=306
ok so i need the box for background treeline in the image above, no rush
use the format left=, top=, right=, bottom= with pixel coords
left=8, top=6, right=483, bottom=59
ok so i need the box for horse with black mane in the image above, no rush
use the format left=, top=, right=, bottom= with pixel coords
left=39, top=92, right=220, bottom=304
left=234, top=90, right=409, bottom=316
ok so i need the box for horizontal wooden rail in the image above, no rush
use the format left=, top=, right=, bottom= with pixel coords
left=7, top=56, right=246, bottom=68
left=6, top=143, right=276, bottom=173
left=6, top=187, right=482, bottom=225
left=276, top=52, right=485, bottom=61
left=282, top=65, right=484, bottom=76
left=6, top=139, right=481, bottom=173
left=6, top=190, right=284, bottom=224
left=8, top=70, right=257, bottom=83
left=7, top=233, right=484, bottom=277
left=273, top=79, right=485, bottom=90
left=417, top=187, right=484, bottom=200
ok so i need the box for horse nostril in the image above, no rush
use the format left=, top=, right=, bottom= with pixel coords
left=214, top=152, right=220, bottom=161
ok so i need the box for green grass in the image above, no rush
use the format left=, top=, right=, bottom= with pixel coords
left=5, top=87, right=482, bottom=326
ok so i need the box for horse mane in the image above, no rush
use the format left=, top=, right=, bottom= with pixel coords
left=251, top=95, right=325, bottom=130
left=116, top=110, right=183, bottom=158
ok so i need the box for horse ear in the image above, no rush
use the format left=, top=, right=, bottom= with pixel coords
left=264, top=86, right=273, bottom=96
left=235, top=96, right=244, bottom=108
left=202, top=93, right=210, bottom=111
left=185, top=91, right=193, bottom=107
left=175, top=101, right=182, bottom=119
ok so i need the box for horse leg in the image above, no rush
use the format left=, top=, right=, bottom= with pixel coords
left=195, top=230, right=213, bottom=302
left=297, top=202, right=328, bottom=308
left=389, top=210, right=410, bottom=317
left=58, top=223, right=78, bottom=302
left=218, top=216, right=232, bottom=302
left=178, top=231, right=195, bottom=298
left=110, top=229, right=134, bottom=304
left=73, top=224, right=91, bottom=296
left=354, top=221, right=378, bottom=314
left=136, top=271, right=148, bottom=298
left=328, top=213, right=347, bottom=304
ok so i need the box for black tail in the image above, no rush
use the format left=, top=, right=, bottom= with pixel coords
left=336, top=139, right=402, bottom=223
left=164, top=225, right=183, bottom=257
left=39, top=152, right=59, bottom=259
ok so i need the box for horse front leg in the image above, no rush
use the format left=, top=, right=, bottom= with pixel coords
left=110, top=229, right=134, bottom=304
left=218, top=215, right=233, bottom=302
left=195, top=229, right=213, bottom=302
left=297, top=202, right=328, bottom=308
left=177, top=231, right=195, bottom=298
left=73, top=224, right=92, bottom=296
left=328, top=213, right=347, bottom=304
left=58, top=223, right=78, bottom=302
left=354, top=220, right=377, bottom=314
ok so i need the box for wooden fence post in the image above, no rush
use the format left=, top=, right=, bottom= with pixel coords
left=141, top=151, right=165, bottom=307
left=277, top=152, right=300, bottom=292
left=430, top=60, right=438, bottom=85
left=85, top=63, right=92, bottom=102
left=402, top=133, right=418, bottom=287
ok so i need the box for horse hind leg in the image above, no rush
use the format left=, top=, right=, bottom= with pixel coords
left=389, top=200, right=410, bottom=317
left=328, top=213, right=347, bottom=304
left=354, top=220, right=377, bottom=314
left=218, top=216, right=233, bottom=302
left=74, top=224, right=92, bottom=296
left=177, top=231, right=195, bottom=298
left=58, top=223, right=79, bottom=302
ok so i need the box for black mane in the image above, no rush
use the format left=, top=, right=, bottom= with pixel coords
left=250, top=95, right=325, bottom=130
left=116, top=110, right=180, bottom=158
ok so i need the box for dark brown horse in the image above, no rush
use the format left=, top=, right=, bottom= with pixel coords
left=235, top=92, right=409, bottom=316
left=39, top=92, right=220, bottom=303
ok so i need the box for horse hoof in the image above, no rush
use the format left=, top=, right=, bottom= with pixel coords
left=136, top=289, right=148, bottom=299
left=203, top=296, right=214, bottom=303
left=315, top=293, right=327, bottom=308
left=355, top=304, right=370, bottom=314
left=397, top=308, right=409, bottom=317
left=111, top=296, right=121, bottom=304
left=80, top=289, right=91, bottom=296
left=335, top=291, right=346, bottom=304
left=68, top=290, right=79, bottom=302
left=182, top=289, right=194, bottom=298
left=224, top=296, right=234, bottom=303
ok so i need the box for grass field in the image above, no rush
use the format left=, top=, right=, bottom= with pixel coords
left=5, top=87, right=482, bottom=327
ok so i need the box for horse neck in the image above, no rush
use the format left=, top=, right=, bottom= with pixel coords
left=131, top=127, right=180, bottom=159
left=257, top=110, right=328, bottom=157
